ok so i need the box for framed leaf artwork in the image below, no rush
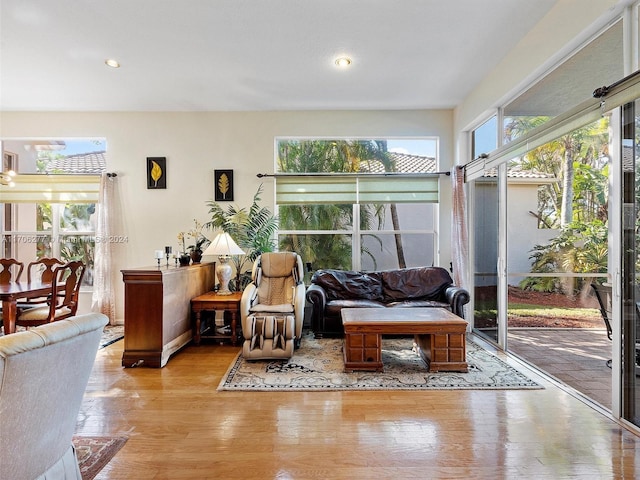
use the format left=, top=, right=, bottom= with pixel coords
left=214, top=169, right=234, bottom=201
left=147, top=157, right=167, bottom=189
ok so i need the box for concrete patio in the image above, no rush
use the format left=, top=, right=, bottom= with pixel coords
left=506, top=328, right=612, bottom=409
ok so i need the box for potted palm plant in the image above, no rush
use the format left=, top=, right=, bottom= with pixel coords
left=205, top=184, right=278, bottom=291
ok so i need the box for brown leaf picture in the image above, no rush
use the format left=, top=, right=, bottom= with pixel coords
left=218, top=173, right=229, bottom=199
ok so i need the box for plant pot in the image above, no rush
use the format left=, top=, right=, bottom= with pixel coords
left=179, top=254, right=191, bottom=266
left=190, top=250, right=203, bottom=264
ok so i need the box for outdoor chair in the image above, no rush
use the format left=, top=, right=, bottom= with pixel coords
left=591, top=282, right=640, bottom=371
left=240, top=252, right=305, bottom=360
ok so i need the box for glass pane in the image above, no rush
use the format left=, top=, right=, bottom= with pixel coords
left=60, top=203, right=96, bottom=232
left=622, top=100, right=640, bottom=425
left=473, top=179, right=498, bottom=342
left=360, top=233, right=434, bottom=271
left=504, top=21, right=623, bottom=141
left=472, top=116, right=497, bottom=158
left=278, top=233, right=352, bottom=278
left=361, top=203, right=434, bottom=231
left=278, top=204, right=353, bottom=230
left=60, top=235, right=94, bottom=286
left=277, top=139, right=437, bottom=174
left=505, top=115, right=612, bottom=409
left=13, top=204, right=52, bottom=231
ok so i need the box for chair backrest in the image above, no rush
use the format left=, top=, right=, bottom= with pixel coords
left=591, top=282, right=612, bottom=340
left=0, top=313, right=108, bottom=480
left=27, top=257, right=65, bottom=283
left=252, top=252, right=303, bottom=306
left=47, top=261, right=86, bottom=321
left=0, top=258, right=24, bottom=284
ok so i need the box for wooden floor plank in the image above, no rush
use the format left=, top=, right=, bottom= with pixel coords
left=78, top=336, right=640, bottom=479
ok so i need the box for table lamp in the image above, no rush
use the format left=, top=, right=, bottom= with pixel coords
left=203, top=231, right=245, bottom=295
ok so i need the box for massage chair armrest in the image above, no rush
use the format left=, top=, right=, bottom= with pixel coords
left=240, top=283, right=258, bottom=323
left=445, top=285, right=470, bottom=319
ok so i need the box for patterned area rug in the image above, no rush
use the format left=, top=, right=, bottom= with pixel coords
left=73, top=435, right=127, bottom=480
left=218, top=333, right=543, bottom=391
left=100, top=325, right=124, bottom=349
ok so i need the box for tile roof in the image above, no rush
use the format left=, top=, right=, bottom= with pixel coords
left=361, top=152, right=437, bottom=173
left=483, top=166, right=556, bottom=180
left=45, top=151, right=106, bottom=174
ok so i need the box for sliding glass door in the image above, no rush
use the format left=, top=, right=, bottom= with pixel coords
left=620, top=101, right=640, bottom=427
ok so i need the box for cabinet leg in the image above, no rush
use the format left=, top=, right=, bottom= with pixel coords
left=194, top=311, right=202, bottom=346
left=230, top=311, right=237, bottom=346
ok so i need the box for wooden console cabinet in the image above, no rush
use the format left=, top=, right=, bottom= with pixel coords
left=121, top=262, right=215, bottom=368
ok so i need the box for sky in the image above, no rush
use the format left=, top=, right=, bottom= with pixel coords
left=386, top=139, right=437, bottom=158
left=58, top=139, right=107, bottom=155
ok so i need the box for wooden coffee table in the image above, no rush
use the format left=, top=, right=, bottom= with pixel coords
left=341, top=307, right=468, bottom=373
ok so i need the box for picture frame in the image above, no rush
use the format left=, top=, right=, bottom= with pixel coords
left=214, top=169, right=234, bottom=201
left=147, top=157, right=167, bottom=189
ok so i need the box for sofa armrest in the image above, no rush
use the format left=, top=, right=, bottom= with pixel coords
left=445, top=286, right=470, bottom=318
left=306, top=283, right=327, bottom=330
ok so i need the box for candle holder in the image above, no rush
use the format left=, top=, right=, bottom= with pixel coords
left=165, top=246, right=172, bottom=267
left=154, top=249, right=164, bottom=268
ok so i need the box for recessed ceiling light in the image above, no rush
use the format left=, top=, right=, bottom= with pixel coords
left=334, top=56, right=352, bottom=68
left=105, top=59, right=120, bottom=68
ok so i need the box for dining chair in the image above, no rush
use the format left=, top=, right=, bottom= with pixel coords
left=0, top=258, right=24, bottom=284
left=20, top=257, right=65, bottom=307
left=0, top=259, right=24, bottom=327
left=27, top=257, right=65, bottom=283
left=16, top=261, right=86, bottom=329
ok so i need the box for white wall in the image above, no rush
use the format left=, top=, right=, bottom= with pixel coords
left=454, top=0, right=629, bottom=134
left=0, top=109, right=453, bottom=320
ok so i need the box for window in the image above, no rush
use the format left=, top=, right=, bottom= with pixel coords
left=275, top=138, right=440, bottom=278
left=472, top=115, right=497, bottom=159
left=0, top=139, right=105, bottom=286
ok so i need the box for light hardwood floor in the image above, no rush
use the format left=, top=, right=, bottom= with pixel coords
left=78, top=335, right=640, bottom=479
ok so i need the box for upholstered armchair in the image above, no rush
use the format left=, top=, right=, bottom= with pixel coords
left=240, top=252, right=305, bottom=360
left=0, top=313, right=108, bottom=480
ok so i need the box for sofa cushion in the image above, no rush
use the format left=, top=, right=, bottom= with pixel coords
left=387, top=299, right=450, bottom=309
left=311, top=269, right=384, bottom=302
left=325, top=299, right=386, bottom=317
left=381, top=266, right=453, bottom=302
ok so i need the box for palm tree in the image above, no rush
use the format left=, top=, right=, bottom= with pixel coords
left=506, top=115, right=610, bottom=293
left=277, top=140, right=390, bottom=272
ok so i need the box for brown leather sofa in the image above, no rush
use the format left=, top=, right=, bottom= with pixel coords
left=306, top=266, right=470, bottom=338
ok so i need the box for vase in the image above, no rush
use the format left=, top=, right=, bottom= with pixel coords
left=179, top=254, right=191, bottom=266
left=190, top=250, right=203, bottom=264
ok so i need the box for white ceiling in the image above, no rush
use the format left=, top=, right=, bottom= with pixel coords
left=0, top=0, right=559, bottom=112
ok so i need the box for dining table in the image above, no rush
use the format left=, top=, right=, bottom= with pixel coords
left=0, top=281, right=55, bottom=334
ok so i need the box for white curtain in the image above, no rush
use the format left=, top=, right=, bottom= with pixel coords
left=91, top=173, right=116, bottom=323
left=451, top=166, right=469, bottom=292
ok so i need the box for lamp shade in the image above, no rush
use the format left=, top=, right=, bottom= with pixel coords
left=203, top=232, right=245, bottom=257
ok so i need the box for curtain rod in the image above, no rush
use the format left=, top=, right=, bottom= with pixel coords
left=257, top=171, right=450, bottom=178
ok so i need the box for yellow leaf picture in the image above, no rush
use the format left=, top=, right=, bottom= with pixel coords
left=218, top=173, right=229, bottom=199
left=151, top=160, right=163, bottom=187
